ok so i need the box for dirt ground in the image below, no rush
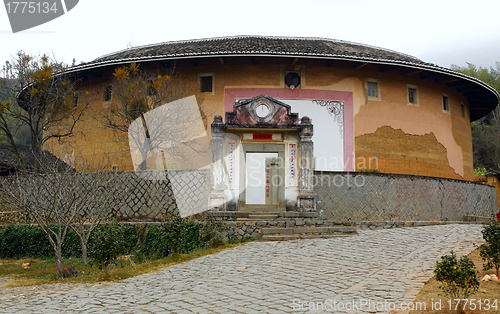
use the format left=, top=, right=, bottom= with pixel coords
left=410, top=249, right=500, bottom=314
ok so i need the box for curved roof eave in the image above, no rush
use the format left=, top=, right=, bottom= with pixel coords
left=65, top=52, right=498, bottom=96
left=64, top=51, right=499, bottom=120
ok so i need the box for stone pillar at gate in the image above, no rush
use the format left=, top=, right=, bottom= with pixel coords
left=209, top=115, right=226, bottom=211
left=298, top=116, right=315, bottom=212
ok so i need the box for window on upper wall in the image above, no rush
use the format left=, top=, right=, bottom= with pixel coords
left=461, top=103, right=466, bottom=118
left=442, top=95, right=450, bottom=113
left=200, top=74, right=214, bottom=94
left=406, top=84, right=419, bottom=106
left=285, top=72, right=301, bottom=89
left=280, top=65, right=305, bottom=89
left=366, top=79, right=381, bottom=101
left=104, top=85, right=112, bottom=102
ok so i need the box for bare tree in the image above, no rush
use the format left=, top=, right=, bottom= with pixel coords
left=100, top=62, right=209, bottom=171
left=0, top=156, right=121, bottom=276
left=67, top=163, right=122, bottom=266
left=0, top=51, right=88, bottom=169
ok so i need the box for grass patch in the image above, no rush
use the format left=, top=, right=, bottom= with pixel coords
left=411, top=248, right=500, bottom=313
left=0, top=241, right=251, bottom=288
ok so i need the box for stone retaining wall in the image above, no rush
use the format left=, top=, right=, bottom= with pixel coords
left=314, top=171, right=497, bottom=222
left=1, top=171, right=496, bottom=225
left=0, top=170, right=209, bottom=224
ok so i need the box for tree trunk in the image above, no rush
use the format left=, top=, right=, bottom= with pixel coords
left=81, top=242, right=88, bottom=266
left=55, top=244, right=63, bottom=277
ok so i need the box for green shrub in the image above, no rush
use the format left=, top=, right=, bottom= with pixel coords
left=0, top=225, right=80, bottom=259
left=479, top=221, right=500, bottom=276
left=0, top=224, right=138, bottom=260
left=116, top=224, right=139, bottom=255
left=140, top=214, right=222, bottom=261
left=131, top=248, right=147, bottom=264
left=434, top=251, right=479, bottom=302
left=161, top=214, right=196, bottom=254
left=61, top=228, right=81, bottom=258
left=0, top=219, right=222, bottom=265
left=87, top=223, right=139, bottom=270
left=227, top=230, right=238, bottom=244
left=140, top=226, right=167, bottom=260
left=474, top=167, right=487, bottom=176
left=200, top=214, right=223, bottom=248
left=88, top=223, right=124, bottom=272
left=0, top=225, right=51, bottom=258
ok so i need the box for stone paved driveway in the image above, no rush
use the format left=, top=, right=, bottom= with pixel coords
left=0, top=224, right=484, bottom=313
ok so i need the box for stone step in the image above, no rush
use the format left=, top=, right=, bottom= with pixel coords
left=210, top=211, right=319, bottom=219
left=261, top=226, right=358, bottom=235
left=248, top=214, right=278, bottom=220
left=262, top=234, right=356, bottom=241
left=236, top=218, right=279, bottom=221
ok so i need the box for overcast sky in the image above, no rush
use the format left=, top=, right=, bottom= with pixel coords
left=1, top=0, right=499, bottom=71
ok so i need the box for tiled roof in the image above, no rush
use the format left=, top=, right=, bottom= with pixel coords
left=91, top=35, right=430, bottom=65
left=63, top=35, right=497, bottom=121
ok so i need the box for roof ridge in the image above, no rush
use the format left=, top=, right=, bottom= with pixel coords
left=92, top=35, right=423, bottom=63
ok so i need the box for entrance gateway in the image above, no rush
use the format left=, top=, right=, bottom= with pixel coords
left=209, top=95, right=315, bottom=213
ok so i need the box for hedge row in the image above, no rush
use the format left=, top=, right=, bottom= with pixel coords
left=0, top=224, right=138, bottom=259
left=0, top=216, right=222, bottom=261
left=140, top=215, right=222, bottom=260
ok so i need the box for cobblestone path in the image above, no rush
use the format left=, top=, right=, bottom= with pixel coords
left=0, top=224, right=483, bottom=313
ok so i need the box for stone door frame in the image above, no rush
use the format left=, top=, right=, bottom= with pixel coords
left=238, top=143, right=286, bottom=212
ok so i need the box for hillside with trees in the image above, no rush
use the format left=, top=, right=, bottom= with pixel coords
left=452, top=63, right=500, bottom=173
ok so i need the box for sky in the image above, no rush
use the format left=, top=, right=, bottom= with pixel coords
left=0, top=0, right=499, bottom=71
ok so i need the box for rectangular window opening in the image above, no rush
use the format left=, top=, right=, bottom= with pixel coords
left=200, top=76, right=213, bottom=93
left=408, top=88, right=417, bottom=104
left=367, top=82, right=378, bottom=98
left=461, top=103, right=465, bottom=118
left=104, top=85, right=113, bottom=102
left=443, top=95, right=449, bottom=112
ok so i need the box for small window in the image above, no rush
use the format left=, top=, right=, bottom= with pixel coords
left=461, top=103, right=465, bottom=118
left=407, top=84, right=419, bottom=106
left=285, top=72, right=301, bottom=88
left=442, top=95, right=449, bottom=112
left=281, top=65, right=305, bottom=89
left=366, top=79, right=381, bottom=101
left=367, top=82, right=377, bottom=97
left=200, top=76, right=213, bottom=93
left=104, top=85, right=113, bottom=102
left=408, top=88, right=417, bottom=103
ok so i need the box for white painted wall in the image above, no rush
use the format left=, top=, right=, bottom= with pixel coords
left=282, top=99, right=345, bottom=171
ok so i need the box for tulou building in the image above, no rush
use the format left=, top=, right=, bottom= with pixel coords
left=45, top=36, right=498, bottom=227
